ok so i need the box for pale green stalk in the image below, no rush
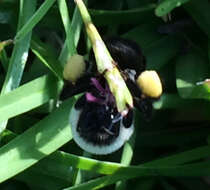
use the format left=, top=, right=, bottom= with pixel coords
left=75, top=0, right=133, bottom=114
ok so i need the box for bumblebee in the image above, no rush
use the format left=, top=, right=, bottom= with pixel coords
left=62, top=37, right=162, bottom=154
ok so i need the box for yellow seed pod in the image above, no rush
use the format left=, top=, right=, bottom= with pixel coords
left=137, top=70, right=162, bottom=98
left=63, top=54, right=86, bottom=83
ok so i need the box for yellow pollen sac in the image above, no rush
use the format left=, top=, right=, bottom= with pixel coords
left=63, top=54, right=86, bottom=83
left=137, top=70, right=162, bottom=98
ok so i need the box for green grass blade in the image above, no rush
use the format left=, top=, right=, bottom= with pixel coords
left=0, top=74, right=62, bottom=123
left=0, top=0, right=37, bottom=133
left=63, top=160, right=210, bottom=190
left=31, top=36, right=63, bottom=79
left=90, top=4, right=156, bottom=26
left=115, top=134, right=135, bottom=190
left=14, top=0, right=56, bottom=42
left=32, top=145, right=210, bottom=182
left=57, top=0, right=76, bottom=55
left=0, top=98, right=74, bottom=183
left=59, top=1, right=87, bottom=64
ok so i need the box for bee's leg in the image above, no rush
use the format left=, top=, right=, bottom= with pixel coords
left=60, top=74, right=93, bottom=101
left=134, top=97, right=153, bottom=120
left=122, top=109, right=133, bottom=128
left=75, top=94, right=87, bottom=109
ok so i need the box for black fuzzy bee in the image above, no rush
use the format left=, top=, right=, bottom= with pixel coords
left=62, top=37, right=162, bottom=154
left=70, top=77, right=134, bottom=154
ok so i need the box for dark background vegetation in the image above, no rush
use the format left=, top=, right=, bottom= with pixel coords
left=0, top=0, right=210, bottom=189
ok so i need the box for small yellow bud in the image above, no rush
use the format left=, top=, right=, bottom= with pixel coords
left=137, top=70, right=162, bottom=98
left=63, top=54, right=86, bottom=83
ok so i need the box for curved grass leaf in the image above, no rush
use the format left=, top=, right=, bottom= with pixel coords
left=2, top=129, right=210, bottom=184
left=90, top=4, right=156, bottom=26
left=0, top=74, right=62, bottom=123
left=31, top=145, right=210, bottom=183
left=63, top=160, right=210, bottom=190
left=0, top=98, right=74, bottom=183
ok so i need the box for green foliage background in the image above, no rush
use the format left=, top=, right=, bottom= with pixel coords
left=0, top=0, right=210, bottom=189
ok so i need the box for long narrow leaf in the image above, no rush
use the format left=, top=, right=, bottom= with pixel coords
left=0, top=98, right=74, bottom=183
left=0, top=0, right=37, bottom=133
left=15, top=0, right=56, bottom=42
left=0, top=74, right=62, bottom=123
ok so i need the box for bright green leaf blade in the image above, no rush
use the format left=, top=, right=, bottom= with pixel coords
left=57, top=0, right=76, bottom=55
left=15, top=0, right=56, bottom=42
left=0, top=98, right=74, bottom=183
left=155, top=0, right=190, bottom=17
left=0, top=74, right=62, bottom=123
left=2, top=130, right=210, bottom=183
left=115, top=134, right=135, bottom=190
left=59, top=2, right=85, bottom=64
left=0, top=0, right=37, bottom=133
left=33, top=145, right=210, bottom=181
left=63, top=160, right=210, bottom=190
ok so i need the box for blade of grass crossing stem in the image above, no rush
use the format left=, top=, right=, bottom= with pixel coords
left=72, top=151, right=91, bottom=185
left=14, top=0, right=56, bottom=42
left=63, top=162, right=210, bottom=190
left=27, top=145, right=210, bottom=184
left=0, top=98, right=74, bottom=183
left=115, top=133, right=135, bottom=190
left=1, top=132, right=210, bottom=184
left=0, top=0, right=37, bottom=133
